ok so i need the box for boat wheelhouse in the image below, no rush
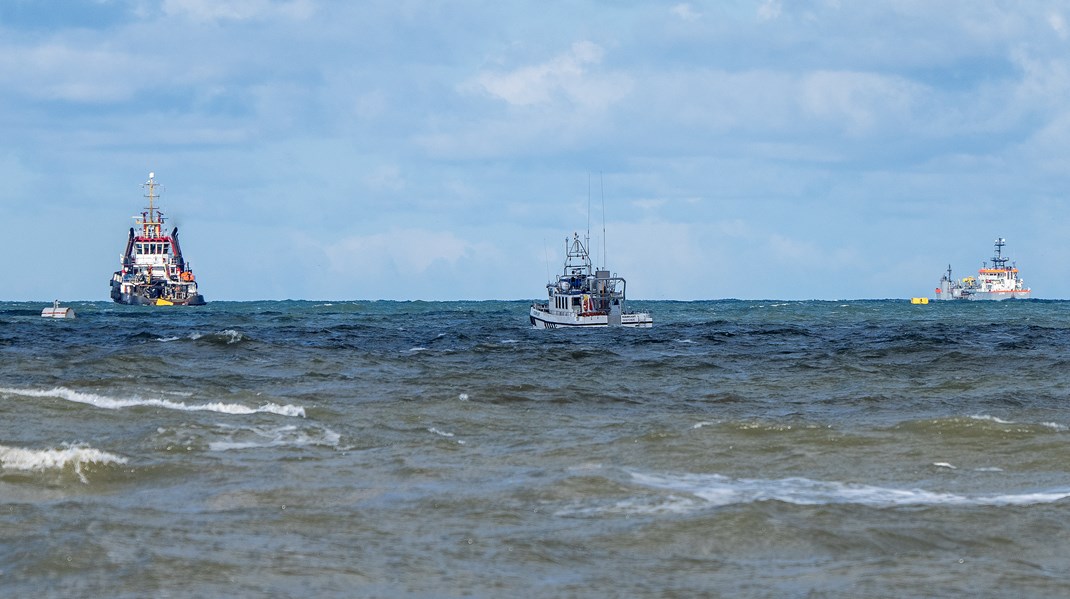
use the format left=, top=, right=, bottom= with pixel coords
left=109, top=173, right=206, bottom=306
left=530, top=232, right=652, bottom=328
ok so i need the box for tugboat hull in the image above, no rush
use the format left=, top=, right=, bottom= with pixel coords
left=110, top=279, right=205, bottom=306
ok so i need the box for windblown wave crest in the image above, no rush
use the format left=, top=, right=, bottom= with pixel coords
left=628, top=471, right=1070, bottom=510
left=0, top=443, right=127, bottom=484
left=0, top=387, right=305, bottom=418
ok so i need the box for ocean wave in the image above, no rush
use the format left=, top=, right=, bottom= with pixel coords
left=428, top=427, right=466, bottom=444
left=623, top=471, right=1070, bottom=510
left=0, top=387, right=305, bottom=418
left=0, top=443, right=127, bottom=484
left=894, top=415, right=1067, bottom=436
left=192, top=329, right=247, bottom=344
left=208, top=424, right=340, bottom=451
left=152, top=329, right=249, bottom=344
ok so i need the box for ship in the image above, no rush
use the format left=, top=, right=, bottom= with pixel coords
left=530, top=232, right=652, bottom=328
left=935, top=238, right=1030, bottom=301
left=109, top=173, right=206, bottom=306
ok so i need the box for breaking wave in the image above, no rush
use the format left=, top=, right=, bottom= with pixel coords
left=208, top=424, right=340, bottom=451
left=0, top=387, right=305, bottom=418
left=0, top=442, right=127, bottom=484
left=624, top=471, right=1070, bottom=510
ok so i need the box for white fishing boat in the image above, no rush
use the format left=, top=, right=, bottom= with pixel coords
left=935, top=238, right=1031, bottom=301
left=530, top=232, right=652, bottom=328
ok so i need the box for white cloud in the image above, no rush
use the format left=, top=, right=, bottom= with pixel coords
left=362, top=164, right=406, bottom=192
left=1049, top=12, right=1068, bottom=40
left=473, top=41, right=633, bottom=109
left=162, top=0, right=314, bottom=22
left=632, top=199, right=667, bottom=211
left=800, top=70, right=923, bottom=136
left=671, top=4, right=701, bottom=22
left=0, top=43, right=146, bottom=103
left=758, top=0, right=782, bottom=22
left=321, top=228, right=473, bottom=278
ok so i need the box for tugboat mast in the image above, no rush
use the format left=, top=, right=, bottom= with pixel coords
left=140, top=172, right=163, bottom=238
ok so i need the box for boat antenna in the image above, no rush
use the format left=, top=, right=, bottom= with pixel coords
left=543, top=238, right=551, bottom=283
left=586, top=172, right=591, bottom=252
left=600, top=171, right=607, bottom=269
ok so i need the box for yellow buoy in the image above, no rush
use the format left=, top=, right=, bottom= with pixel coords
left=910, top=297, right=929, bottom=305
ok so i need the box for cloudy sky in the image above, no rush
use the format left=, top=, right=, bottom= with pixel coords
left=2, top=0, right=1069, bottom=301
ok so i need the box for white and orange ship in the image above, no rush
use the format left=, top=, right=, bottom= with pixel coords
left=935, top=238, right=1030, bottom=301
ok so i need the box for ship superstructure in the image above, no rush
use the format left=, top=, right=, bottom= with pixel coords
left=935, top=238, right=1030, bottom=301
left=109, top=173, right=206, bottom=306
left=530, top=232, right=652, bottom=328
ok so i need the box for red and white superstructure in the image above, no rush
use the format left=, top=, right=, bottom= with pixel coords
left=109, top=172, right=206, bottom=306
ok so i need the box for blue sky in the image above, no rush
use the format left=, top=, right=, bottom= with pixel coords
left=2, top=0, right=1069, bottom=301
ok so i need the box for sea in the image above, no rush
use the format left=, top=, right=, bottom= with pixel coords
left=2, top=299, right=1070, bottom=598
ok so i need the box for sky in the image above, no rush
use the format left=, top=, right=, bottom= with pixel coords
left=2, top=0, right=1069, bottom=301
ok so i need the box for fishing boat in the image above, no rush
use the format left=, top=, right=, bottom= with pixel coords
left=530, top=232, right=652, bottom=328
left=935, top=238, right=1030, bottom=301
left=109, top=173, right=206, bottom=306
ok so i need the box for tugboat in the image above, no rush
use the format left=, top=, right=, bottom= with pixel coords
left=109, top=173, right=206, bottom=306
left=935, top=238, right=1030, bottom=301
left=530, top=232, right=652, bottom=328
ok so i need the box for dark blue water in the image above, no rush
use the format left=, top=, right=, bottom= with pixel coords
left=2, top=300, right=1069, bottom=597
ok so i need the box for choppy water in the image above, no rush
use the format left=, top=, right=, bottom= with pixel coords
left=2, top=299, right=1070, bottom=597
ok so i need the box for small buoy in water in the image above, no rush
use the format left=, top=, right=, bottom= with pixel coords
left=910, top=297, right=929, bottom=305
left=41, top=300, right=75, bottom=319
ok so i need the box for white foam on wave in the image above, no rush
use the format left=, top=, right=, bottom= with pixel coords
left=163, top=330, right=244, bottom=344
left=219, top=329, right=244, bottom=344
left=692, top=421, right=716, bottom=429
left=208, top=424, right=341, bottom=451
left=969, top=414, right=1015, bottom=425
left=0, top=387, right=305, bottom=418
left=428, top=427, right=466, bottom=445
left=625, top=471, right=1070, bottom=510
left=933, top=462, right=957, bottom=469
left=0, top=443, right=127, bottom=484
